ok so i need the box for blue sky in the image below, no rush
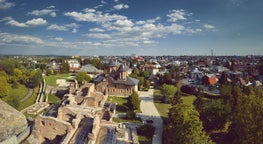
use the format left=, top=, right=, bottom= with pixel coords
left=0, top=0, right=262, bottom=56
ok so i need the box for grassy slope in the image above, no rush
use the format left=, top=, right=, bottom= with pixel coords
left=2, top=84, right=29, bottom=102
left=48, top=94, right=61, bottom=104
left=18, top=86, right=39, bottom=111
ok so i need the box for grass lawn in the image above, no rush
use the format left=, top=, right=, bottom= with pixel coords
left=107, top=96, right=128, bottom=113
left=18, top=86, right=39, bottom=111
left=153, top=89, right=197, bottom=118
left=2, top=84, right=29, bottom=102
left=44, top=73, right=73, bottom=86
left=48, top=94, right=61, bottom=104
left=138, top=135, right=152, bottom=144
left=153, top=89, right=172, bottom=118
left=112, top=117, right=142, bottom=124
left=181, top=95, right=196, bottom=108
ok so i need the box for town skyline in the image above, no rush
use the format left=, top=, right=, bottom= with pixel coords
left=0, top=0, right=262, bottom=56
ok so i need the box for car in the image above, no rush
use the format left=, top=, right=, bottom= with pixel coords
left=146, top=119, right=154, bottom=124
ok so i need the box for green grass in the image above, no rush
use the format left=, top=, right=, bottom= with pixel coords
left=112, top=117, right=142, bottom=124
left=181, top=95, right=196, bottom=108
left=153, top=89, right=172, bottom=118
left=153, top=89, right=197, bottom=118
left=44, top=73, right=72, bottom=86
left=48, top=94, right=61, bottom=104
left=138, top=135, right=152, bottom=144
left=2, top=84, right=29, bottom=102
left=107, top=96, right=128, bottom=113
left=18, top=86, right=39, bottom=111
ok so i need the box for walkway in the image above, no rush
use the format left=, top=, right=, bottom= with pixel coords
left=20, top=88, right=33, bottom=103
left=139, top=89, right=163, bottom=144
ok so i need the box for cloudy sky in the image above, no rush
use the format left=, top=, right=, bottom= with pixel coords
left=0, top=0, right=262, bottom=56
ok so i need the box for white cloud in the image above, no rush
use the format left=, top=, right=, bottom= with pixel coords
left=47, top=23, right=79, bottom=32
left=28, top=6, right=56, bottom=17
left=113, top=4, right=129, bottom=10
left=89, top=28, right=105, bottom=32
left=6, top=19, right=28, bottom=27
left=0, top=0, right=15, bottom=9
left=83, top=8, right=96, bottom=13
left=167, top=9, right=187, bottom=22
left=114, top=19, right=133, bottom=27
left=64, top=9, right=127, bottom=23
left=85, top=33, right=111, bottom=39
left=47, top=5, right=55, bottom=9
left=204, top=24, right=215, bottom=30
left=50, top=12, right=56, bottom=17
left=3, top=17, right=47, bottom=27
left=0, top=33, right=43, bottom=44
left=47, top=24, right=67, bottom=31
left=54, top=37, right=63, bottom=41
left=72, top=28, right=77, bottom=33
left=25, top=18, right=47, bottom=26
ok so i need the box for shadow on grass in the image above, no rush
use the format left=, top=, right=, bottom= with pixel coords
left=153, top=95, right=164, bottom=103
left=116, top=105, right=128, bottom=113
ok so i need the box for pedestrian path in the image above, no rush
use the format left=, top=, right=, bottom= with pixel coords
left=20, top=88, right=33, bottom=103
left=139, top=89, right=163, bottom=144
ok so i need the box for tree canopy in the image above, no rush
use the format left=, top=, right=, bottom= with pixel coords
left=161, top=84, right=177, bottom=103
left=163, top=102, right=213, bottom=144
left=76, top=72, right=91, bottom=84
left=127, top=91, right=141, bottom=111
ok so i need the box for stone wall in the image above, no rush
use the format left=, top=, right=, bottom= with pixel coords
left=0, top=99, right=27, bottom=143
left=33, top=115, right=72, bottom=142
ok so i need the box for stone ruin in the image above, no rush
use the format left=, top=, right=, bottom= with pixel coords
left=26, top=81, right=137, bottom=144
left=26, top=82, right=112, bottom=144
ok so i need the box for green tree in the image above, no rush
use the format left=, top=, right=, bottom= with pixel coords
left=0, top=76, right=9, bottom=98
left=137, top=77, right=144, bottom=90
left=28, top=69, right=43, bottom=88
left=143, top=79, right=150, bottom=90
left=141, top=70, right=150, bottom=78
left=200, top=100, right=231, bottom=132
left=127, top=91, right=141, bottom=111
left=163, top=102, right=213, bottom=144
left=229, top=90, right=263, bottom=144
left=161, top=84, right=177, bottom=103
left=76, top=72, right=91, bottom=84
left=61, top=60, right=69, bottom=73
left=132, top=67, right=140, bottom=76
left=137, top=124, right=155, bottom=138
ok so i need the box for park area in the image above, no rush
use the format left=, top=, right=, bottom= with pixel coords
left=44, top=73, right=74, bottom=86
left=153, top=89, right=196, bottom=118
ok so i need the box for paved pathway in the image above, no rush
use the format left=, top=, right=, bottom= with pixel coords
left=139, top=89, right=163, bottom=144
left=20, top=88, right=33, bottom=103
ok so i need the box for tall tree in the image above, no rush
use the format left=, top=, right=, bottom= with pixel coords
left=0, top=76, right=9, bottom=98
left=28, top=69, right=43, bottom=88
left=200, top=100, right=231, bottom=132
left=161, top=84, right=177, bottom=103
left=61, top=60, right=69, bottom=73
left=127, top=91, right=141, bottom=111
left=163, top=102, right=213, bottom=144
left=229, top=90, right=263, bottom=144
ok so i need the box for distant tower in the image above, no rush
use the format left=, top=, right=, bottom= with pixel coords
left=211, top=49, right=214, bottom=57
